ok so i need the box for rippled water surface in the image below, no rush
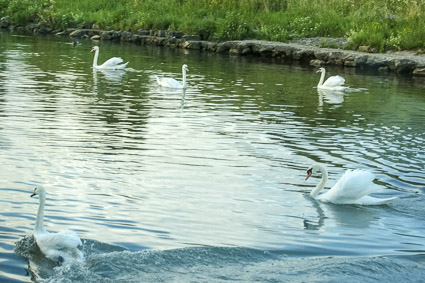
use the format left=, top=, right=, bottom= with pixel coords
left=1, top=32, right=424, bottom=282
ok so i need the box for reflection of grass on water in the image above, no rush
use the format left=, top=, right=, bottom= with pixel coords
left=1, top=0, right=425, bottom=51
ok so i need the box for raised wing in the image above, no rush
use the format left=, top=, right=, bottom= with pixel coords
left=99, top=57, right=128, bottom=69
left=323, top=75, right=345, bottom=87
left=319, top=170, right=380, bottom=203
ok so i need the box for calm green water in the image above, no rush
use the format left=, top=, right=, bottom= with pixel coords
left=0, top=32, right=424, bottom=282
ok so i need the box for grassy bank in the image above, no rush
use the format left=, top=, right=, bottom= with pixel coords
left=1, top=0, right=425, bottom=52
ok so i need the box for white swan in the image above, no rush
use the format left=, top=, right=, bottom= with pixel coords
left=155, top=64, right=189, bottom=89
left=31, top=186, right=84, bottom=263
left=305, top=164, right=397, bottom=205
left=316, top=67, right=347, bottom=90
left=90, top=46, right=129, bottom=70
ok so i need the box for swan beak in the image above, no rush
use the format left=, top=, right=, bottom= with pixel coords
left=305, top=169, right=313, bottom=180
left=305, top=173, right=312, bottom=180
left=31, top=193, right=36, bottom=197
left=316, top=69, right=321, bottom=73
left=90, top=48, right=95, bottom=52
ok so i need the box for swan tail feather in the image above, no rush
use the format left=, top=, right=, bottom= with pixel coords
left=120, top=62, right=129, bottom=69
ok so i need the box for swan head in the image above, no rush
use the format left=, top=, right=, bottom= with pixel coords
left=182, top=64, right=189, bottom=72
left=316, top=67, right=325, bottom=73
left=305, top=164, right=325, bottom=180
left=90, top=46, right=99, bottom=52
left=31, top=186, right=46, bottom=198
left=306, top=166, right=315, bottom=180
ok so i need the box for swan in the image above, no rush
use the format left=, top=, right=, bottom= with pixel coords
left=90, top=46, right=129, bottom=70
left=316, top=67, right=347, bottom=90
left=305, top=164, right=397, bottom=205
left=31, top=186, right=84, bottom=263
left=155, top=64, right=189, bottom=89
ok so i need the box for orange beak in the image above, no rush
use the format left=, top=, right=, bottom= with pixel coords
left=316, top=69, right=321, bottom=73
left=305, top=171, right=312, bottom=180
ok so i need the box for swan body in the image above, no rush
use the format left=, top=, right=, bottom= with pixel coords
left=31, top=186, right=83, bottom=263
left=305, top=164, right=397, bottom=205
left=317, top=67, right=347, bottom=90
left=91, top=46, right=128, bottom=70
left=155, top=64, right=189, bottom=89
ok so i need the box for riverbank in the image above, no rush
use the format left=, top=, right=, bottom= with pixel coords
left=3, top=20, right=425, bottom=76
left=2, top=0, right=425, bottom=51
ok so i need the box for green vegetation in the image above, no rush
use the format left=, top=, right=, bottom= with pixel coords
left=1, top=0, right=425, bottom=51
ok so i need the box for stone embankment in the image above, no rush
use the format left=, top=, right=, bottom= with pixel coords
left=2, top=18, right=425, bottom=76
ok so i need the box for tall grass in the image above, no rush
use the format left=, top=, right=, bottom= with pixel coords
left=2, top=0, right=425, bottom=51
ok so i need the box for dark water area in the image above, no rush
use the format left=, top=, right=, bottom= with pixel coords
left=0, top=31, right=424, bottom=282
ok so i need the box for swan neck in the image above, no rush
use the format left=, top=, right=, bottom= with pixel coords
left=310, top=165, right=328, bottom=198
left=93, top=49, right=99, bottom=67
left=35, top=193, right=46, bottom=233
left=318, top=70, right=325, bottom=87
left=182, top=68, right=187, bottom=88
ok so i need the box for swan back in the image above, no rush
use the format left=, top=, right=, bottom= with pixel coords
left=156, top=77, right=182, bottom=88
left=322, top=75, right=345, bottom=87
left=98, top=57, right=128, bottom=69
left=35, top=230, right=83, bottom=262
left=318, top=169, right=380, bottom=203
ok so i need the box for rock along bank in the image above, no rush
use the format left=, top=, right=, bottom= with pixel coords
left=2, top=18, right=425, bottom=77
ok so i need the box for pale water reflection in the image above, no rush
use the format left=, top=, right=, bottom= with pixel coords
left=317, top=88, right=346, bottom=105
left=0, top=32, right=424, bottom=282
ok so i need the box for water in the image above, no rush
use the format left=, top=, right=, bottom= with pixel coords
left=0, top=31, right=424, bottom=282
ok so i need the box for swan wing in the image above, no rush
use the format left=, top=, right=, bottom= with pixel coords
left=318, top=170, right=380, bottom=204
left=98, top=57, right=128, bottom=69
left=157, top=77, right=182, bottom=88
left=35, top=230, right=83, bottom=261
left=36, top=230, right=82, bottom=250
left=323, top=75, right=345, bottom=87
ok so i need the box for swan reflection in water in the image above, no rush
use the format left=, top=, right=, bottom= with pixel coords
left=93, top=68, right=127, bottom=84
left=93, top=68, right=127, bottom=93
left=153, top=77, right=188, bottom=109
left=317, top=88, right=346, bottom=106
left=180, top=88, right=187, bottom=109
left=317, top=86, right=367, bottom=107
left=303, top=199, right=378, bottom=230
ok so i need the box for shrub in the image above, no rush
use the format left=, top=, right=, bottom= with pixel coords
left=216, top=12, right=256, bottom=40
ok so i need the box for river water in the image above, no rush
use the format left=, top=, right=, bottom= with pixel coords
left=0, top=32, right=424, bottom=282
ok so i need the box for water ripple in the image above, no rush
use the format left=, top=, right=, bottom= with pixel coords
left=1, top=33, right=425, bottom=282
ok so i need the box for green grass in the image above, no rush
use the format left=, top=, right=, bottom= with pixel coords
left=2, top=0, right=425, bottom=51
